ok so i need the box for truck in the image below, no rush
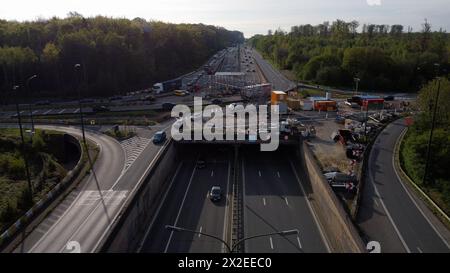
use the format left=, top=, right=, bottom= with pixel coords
left=152, top=78, right=182, bottom=94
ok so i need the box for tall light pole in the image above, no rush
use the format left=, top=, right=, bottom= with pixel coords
left=165, top=225, right=299, bottom=253
left=26, top=74, right=37, bottom=136
left=422, top=63, right=441, bottom=185
left=13, top=85, right=34, bottom=201
left=354, top=77, right=360, bottom=96
left=74, top=63, right=86, bottom=146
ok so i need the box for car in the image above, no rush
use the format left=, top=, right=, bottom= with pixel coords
left=209, top=186, right=221, bottom=202
left=93, top=105, right=110, bottom=112
left=152, top=131, right=166, bottom=144
left=161, top=102, right=176, bottom=111
left=197, top=157, right=206, bottom=169
left=252, top=69, right=256, bottom=72
left=384, top=95, right=395, bottom=101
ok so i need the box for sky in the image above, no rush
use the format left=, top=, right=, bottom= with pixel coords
left=1, top=0, right=449, bottom=37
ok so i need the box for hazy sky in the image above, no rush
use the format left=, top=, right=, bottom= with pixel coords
left=1, top=0, right=449, bottom=37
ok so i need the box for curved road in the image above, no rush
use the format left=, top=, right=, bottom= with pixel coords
left=4, top=123, right=171, bottom=253
left=357, top=119, right=450, bottom=253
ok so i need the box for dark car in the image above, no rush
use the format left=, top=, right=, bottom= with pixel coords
left=197, top=157, right=206, bottom=169
left=93, top=105, right=110, bottom=112
left=209, top=186, right=222, bottom=202
left=384, top=95, right=395, bottom=101
left=162, top=102, right=176, bottom=111
left=152, top=131, right=166, bottom=144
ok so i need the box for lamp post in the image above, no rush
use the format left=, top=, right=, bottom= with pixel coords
left=13, top=85, right=34, bottom=200
left=165, top=225, right=299, bottom=253
left=354, top=77, right=360, bottom=96
left=26, top=74, right=37, bottom=136
left=422, top=63, right=441, bottom=185
left=74, top=63, right=86, bottom=146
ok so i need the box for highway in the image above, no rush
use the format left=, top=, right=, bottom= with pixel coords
left=242, top=146, right=329, bottom=253
left=252, top=49, right=295, bottom=92
left=357, top=119, right=450, bottom=253
left=8, top=121, right=173, bottom=253
left=140, top=145, right=232, bottom=253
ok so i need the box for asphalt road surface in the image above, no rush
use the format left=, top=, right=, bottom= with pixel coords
left=252, top=49, right=295, bottom=92
left=7, top=122, right=173, bottom=253
left=242, top=146, right=329, bottom=253
left=140, top=145, right=232, bottom=253
left=357, top=119, right=450, bottom=253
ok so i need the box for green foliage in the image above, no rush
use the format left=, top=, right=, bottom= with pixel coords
left=0, top=16, right=244, bottom=99
left=249, top=19, right=450, bottom=91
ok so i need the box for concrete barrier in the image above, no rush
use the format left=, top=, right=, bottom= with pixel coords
left=99, top=139, right=178, bottom=252
left=295, top=142, right=365, bottom=253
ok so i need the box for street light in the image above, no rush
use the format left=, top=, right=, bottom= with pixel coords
left=26, top=74, right=38, bottom=136
left=165, top=225, right=299, bottom=253
left=353, top=77, right=360, bottom=96
left=422, top=63, right=441, bottom=185
left=13, top=85, right=34, bottom=201
left=74, top=63, right=87, bottom=146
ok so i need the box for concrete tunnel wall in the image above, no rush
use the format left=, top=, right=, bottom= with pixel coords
left=100, top=139, right=178, bottom=252
left=295, top=142, right=366, bottom=253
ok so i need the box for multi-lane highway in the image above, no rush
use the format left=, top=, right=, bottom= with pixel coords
left=357, top=119, right=450, bottom=253
left=252, top=49, right=295, bottom=91
left=140, top=145, right=232, bottom=253
left=242, top=146, right=329, bottom=253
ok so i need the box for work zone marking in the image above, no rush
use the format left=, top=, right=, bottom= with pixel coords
left=76, top=190, right=128, bottom=206
left=198, top=226, right=202, bottom=238
left=58, top=109, right=65, bottom=114
left=297, top=236, right=302, bottom=249
left=277, top=171, right=280, bottom=178
left=269, top=237, right=274, bottom=249
left=263, top=198, right=266, bottom=206
left=211, top=170, right=214, bottom=177
left=284, top=197, right=289, bottom=206
left=43, top=109, right=53, bottom=115
left=258, top=170, right=261, bottom=177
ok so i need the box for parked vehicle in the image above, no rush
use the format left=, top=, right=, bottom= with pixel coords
left=324, top=172, right=358, bottom=193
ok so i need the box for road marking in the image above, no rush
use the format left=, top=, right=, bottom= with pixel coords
left=289, top=160, right=331, bottom=253
left=198, top=226, right=202, bottom=238
left=269, top=237, right=273, bottom=249
left=263, top=198, right=266, bottom=206
left=164, top=163, right=197, bottom=253
left=58, top=109, right=65, bottom=114
left=297, top=236, right=302, bottom=249
left=285, top=197, right=289, bottom=206
left=417, top=247, right=422, bottom=253
left=258, top=170, right=261, bottom=177
left=43, top=109, right=53, bottom=115
left=223, top=158, right=232, bottom=253
left=211, top=170, right=214, bottom=177
left=374, top=198, right=380, bottom=207
left=137, top=162, right=183, bottom=252
left=32, top=110, right=39, bottom=114
left=73, top=108, right=79, bottom=113
left=277, top=171, right=280, bottom=178
left=391, top=129, right=450, bottom=250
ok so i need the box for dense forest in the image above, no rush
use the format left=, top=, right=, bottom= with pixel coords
left=0, top=13, right=244, bottom=100
left=249, top=19, right=450, bottom=92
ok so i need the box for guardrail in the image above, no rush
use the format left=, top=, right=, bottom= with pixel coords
left=0, top=134, right=84, bottom=251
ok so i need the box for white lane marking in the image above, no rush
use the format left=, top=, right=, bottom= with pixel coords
left=137, top=162, right=183, bottom=252
left=58, top=109, right=65, bottom=114
left=43, top=109, right=53, bottom=115
left=269, top=237, right=274, bottom=249
left=263, top=198, right=266, bottom=206
left=164, top=164, right=197, bottom=253
left=285, top=197, right=289, bottom=206
left=374, top=198, right=380, bottom=207
left=211, top=170, right=214, bottom=177
left=417, top=247, right=422, bottom=253
left=277, top=171, right=280, bottom=178
left=32, top=110, right=39, bottom=114
left=198, top=226, right=202, bottom=238
left=223, top=158, right=231, bottom=253
left=289, top=160, right=331, bottom=253
left=372, top=166, right=411, bottom=253
left=391, top=130, right=450, bottom=250
left=258, top=170, right=261, bottom=177
left=297, top=236, right=302, bottom=249
left=73, top=108, right=79, bottom=113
